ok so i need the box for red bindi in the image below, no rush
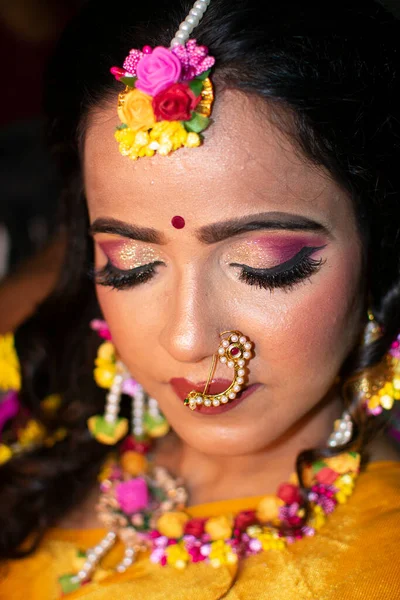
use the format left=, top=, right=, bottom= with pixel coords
left=171, top=216, right=186, bottom=229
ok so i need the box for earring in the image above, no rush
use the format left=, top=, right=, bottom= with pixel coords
left=88, top=357, right=129, bottom=445
left=184, top=331, right=254, bottom=410
left=88, top=321, right=169, bottom=444
left=356, top=311, right=400, bottom=415
left=327, top=410, right=353, bottom=448
left=129, top=381, right=169, bottom=440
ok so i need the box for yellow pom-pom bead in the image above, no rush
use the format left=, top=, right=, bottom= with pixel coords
left=18, top=420, right=46, bottom=447
left=94, top=366, right=116, bottom=389
left=0, top=334, right=21, bottom=391
left=156, top=511, right=189, bottom=539
left=0, top=444, right=12, bottom=465
left=205, top=515, right=233, bottom=541
left=120, top=451, right=148, bottom=476
left=256, top=495, right=285, bottom=524
left=165, top=543, right=189, bottom=569
left=380, top=394, right=394, bottom=410
left=185, top=132, right=201, bottom=148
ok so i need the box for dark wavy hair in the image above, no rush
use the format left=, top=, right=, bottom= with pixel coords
left=1, top=0, right=400, bottom=559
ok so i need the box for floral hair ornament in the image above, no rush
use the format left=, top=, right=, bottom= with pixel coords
left=110, top=0, right=215, bottom=160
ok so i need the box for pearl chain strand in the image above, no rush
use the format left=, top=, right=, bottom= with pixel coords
left=170, top=0, right=212, bottom=47
left=104, top=366, right=124, bottom=425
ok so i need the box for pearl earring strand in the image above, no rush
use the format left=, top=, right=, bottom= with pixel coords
left=170, top=0, right=212, bottom=47
left=104, top=365, right=124, bottom=426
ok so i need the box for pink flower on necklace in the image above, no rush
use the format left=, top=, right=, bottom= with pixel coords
left=116, top=477, right=149, bottom=514
left=136, top=47, right=182, bottom=97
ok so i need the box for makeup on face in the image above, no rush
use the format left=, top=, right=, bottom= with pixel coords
left=98, top=239, right=163, bottom=270
left=171, top=215, right=186, bottom=229
left=222, top=235, right=328, bottom=270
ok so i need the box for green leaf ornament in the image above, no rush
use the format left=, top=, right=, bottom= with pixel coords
left=184, top=112, right=210, bottom=133
left=197, top=69, right=211, bottom=81
left=189, top=78, right=204, bottom=97
left=121, top=76, right=137, bottom=87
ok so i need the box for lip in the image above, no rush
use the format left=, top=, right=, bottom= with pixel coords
left=170, top=377, right=261, bottom=415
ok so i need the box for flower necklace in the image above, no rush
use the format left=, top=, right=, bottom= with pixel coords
left=60, top=438, right=361, bottom=594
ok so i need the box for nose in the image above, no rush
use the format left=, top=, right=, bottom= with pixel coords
left=159, top=270, right=221, bottom=364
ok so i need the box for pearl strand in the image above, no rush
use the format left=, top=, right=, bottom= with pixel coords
left=147, top=396, right=162, bottom=420
left=327, top=410, right=353, bottom=448
left=71, top=532, right=117, bottom=584
left=132, top=384, right=146, bottom=438
left=170, top=0, right=212, bottom=47
left=104, top=367, right=124, bottom=425
left=116, top=546, right=137, bottom=573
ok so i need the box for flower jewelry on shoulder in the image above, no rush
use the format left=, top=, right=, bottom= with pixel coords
left=110, top=0, right=215, bottom=160
left=62, top=445, right=361, bottom=591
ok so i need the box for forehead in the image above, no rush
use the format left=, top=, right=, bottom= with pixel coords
left=84, top=90, right=351, bottom=230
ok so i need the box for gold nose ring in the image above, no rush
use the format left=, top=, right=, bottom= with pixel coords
left=184, top=331, right=254, bottom=410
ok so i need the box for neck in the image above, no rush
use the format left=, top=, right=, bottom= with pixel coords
left=157, top=388, right=343, bottom=506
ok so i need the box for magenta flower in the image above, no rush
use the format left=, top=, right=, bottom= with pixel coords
left=172, top=39, right=215, bottom=79
left=136, top=47, right=182, bottom=96
left=116, top=477, right=149, bottom=514
left=90, top=319, right=112, bottom=340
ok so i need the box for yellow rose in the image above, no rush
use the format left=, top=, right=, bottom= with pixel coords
left=256, top=495, right=285, bottom=524
left=156, top=511, right=189, bottom=539
left=325, top=453, right=360, bottom=474
left=118, top=89, right=155, bottom=132
left=205, top=515, right=233, bottom=541
left=120, top=451, right=148, bottom=476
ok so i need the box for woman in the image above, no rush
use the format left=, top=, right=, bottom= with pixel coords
left=1, top=0, right=400, bottom=598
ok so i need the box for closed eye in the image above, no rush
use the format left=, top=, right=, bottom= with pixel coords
left=92, top=261, right=164, bottom=290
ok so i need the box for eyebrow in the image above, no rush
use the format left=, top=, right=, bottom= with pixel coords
left=197, top=212, right=330, bottom=244
left=89, top=218, right=167, bottom=244
left=89, top=212, right=329, bottom=245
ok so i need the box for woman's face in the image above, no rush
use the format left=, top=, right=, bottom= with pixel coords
left=85, top=91, right=364, bottom=456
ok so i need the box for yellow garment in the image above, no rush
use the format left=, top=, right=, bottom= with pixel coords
left=1, top=461, right=400, bottom=600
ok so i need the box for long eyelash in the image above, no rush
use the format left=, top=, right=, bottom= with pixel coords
left=92, top=261, right=163, bottom=291
left=238, top=256, right=324, bottom=292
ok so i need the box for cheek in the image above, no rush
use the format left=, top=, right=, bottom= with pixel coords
left=95, top=284, right=166, bottom=367
left=255, top=245, right=363, bottom=385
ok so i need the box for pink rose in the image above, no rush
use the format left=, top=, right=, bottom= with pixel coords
left=136, top=47, right=182, bottom=97
left=116, top=477, right=149, bottom=514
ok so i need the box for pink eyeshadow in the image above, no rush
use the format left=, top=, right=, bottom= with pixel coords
left=98, top=240, right=159, bottom=270
left=225, top=235, right=327, bottom=269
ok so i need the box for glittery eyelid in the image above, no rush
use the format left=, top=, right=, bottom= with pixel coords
left=98, top=241, right=164, bottom=271
left=225, top=244, right=326, bottom=272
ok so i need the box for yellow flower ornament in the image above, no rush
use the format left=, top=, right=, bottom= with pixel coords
left=0, top=333, right=21, bottom=391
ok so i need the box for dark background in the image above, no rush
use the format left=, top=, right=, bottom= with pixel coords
left=0, top=0, right=399, bottom=278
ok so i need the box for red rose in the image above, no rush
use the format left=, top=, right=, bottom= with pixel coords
left=184, top=518, right=207, bottom=537
left=277, top=483, right=302, bottom=505
left=152, top=83, right=200, bottom=121
left=234, top=510, right=258, bottom=532
left=315, top=467, right=338, bottom=486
